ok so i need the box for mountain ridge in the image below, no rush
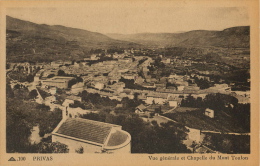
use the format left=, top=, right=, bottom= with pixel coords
left=6, top=16, right=249, bottom=63
left=6, top=16, right=141, bottom=62
left=106, top=26, right=250, bottom=48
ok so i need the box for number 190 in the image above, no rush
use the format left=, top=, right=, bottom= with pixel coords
left=18, top=157, right=26, bottom=161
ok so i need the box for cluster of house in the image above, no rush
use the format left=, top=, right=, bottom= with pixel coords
left=26, top=85, right=132, bottom=153
left=7, top=62, right=46, bottom=74
left=19, top=55, right=246, bottom=110
left=9, top=53, right=250, bottom=109
left=33, top=82, right=219, bottom=154
left=30, top=85, right=131, bottom=153
left=7, top=48, right=250, bottom=153
left=161, top=56, right=192, bottom=67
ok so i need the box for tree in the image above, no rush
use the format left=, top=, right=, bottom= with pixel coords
left=181, top=94, right=196, bottom=107
left=202, top=133, right=249, bottom=154
left=221, top=138, right=233, bottom=153
left=150, top=112, right=155, bottom=117
left=68, top=79, right=77, bottom=88
left=76, top=77, right=83, bottom=82
left=232, top=103, right=250, bottom=132
left=6, top=63, right=10, bottom=69
left=6, top=96, right=64, bottom=153
left=47, top=74, right=55, bottom=78
left=154, top=106, right=162, bottom=114
left=57, top=70, right=65, bottom=76
left=14, top=84, right=21, bottom=89
left=70, top=100, right=86, bottom=109
left=102, top=108, right=112, bottom=114
left=6, top=83, right=14, bottom=98
left=133, top=92, right=139, bottom=101
left=75, top=146, right=84, bottom=154
left=195, top=78, right=210, bottom=89
left=81, top=90, right=89, bottom=102
left=6, top=98, right=33, bottom=153
left=151, top=120, right=158, bottom=127
left=13, top=88, right=30, bottom=100
left=203, top=93, right=238, bottom=111
left=29, top=89, right=38, bottom=99
left=202, top=134, right=214, bottom=149
left=26, top=74, right=34, bottom=82
left=121, top=97, right=130, bottom=108
left=80, top=113, right=101, bottom=121
left=80, top=109, right=191, bottom=153
left=37, top=142, right=69, bottom=153
left=38, top=108, right=62, bottom=137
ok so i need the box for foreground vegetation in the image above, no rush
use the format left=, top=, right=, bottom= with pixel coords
left=6, top=84, right=191, bottom=153
left=6, top=83, right=63, bottom=153
left=80, top=111, right=191, bottom=153
left=165, top=93, right=250, bottom=133
left=202, top=133, right=250, bottom=154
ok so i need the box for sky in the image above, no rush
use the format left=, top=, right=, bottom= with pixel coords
left=6, top=3, right=249, bottom=34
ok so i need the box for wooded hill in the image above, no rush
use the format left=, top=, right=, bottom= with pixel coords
left=6, top=16, right=140, bottom=62
left=107, top=26, right=250, bottom=48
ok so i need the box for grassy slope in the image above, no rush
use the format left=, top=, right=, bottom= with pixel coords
left=164, top=109, right=247, bottom=133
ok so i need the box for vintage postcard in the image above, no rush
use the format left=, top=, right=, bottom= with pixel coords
left=0, top=0, right=258, bottom=166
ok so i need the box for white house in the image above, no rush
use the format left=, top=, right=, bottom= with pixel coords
left=65, top=107, right=93, bottom=118
left=177, top=85, right=185, bottom=91
left=71, top=82, right=84, bottom=94
left=52, top=111, right=131, bottom=154
left=94, top=82, right=105, bottom=90
left=62, top=98, right=75, bottom=107
left=135, top=104, right=147, bottom=114
left=49, top=87, right=57, bottom=95
left=168, top=100, right=178, bottom=107
left=146, top=93, right=168, bottom=105
left=168, top=96, right=182, bottom=107
left=204, top=108, right=214, bottom=118
left=186, top=127, right=203, bottom=143
left=141, top=83, right=156, bottom=89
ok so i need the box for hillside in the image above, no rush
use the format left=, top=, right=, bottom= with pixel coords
left=6, top=16, right=249, bottom=63
left=107, top=26, right=250, bottom=48
left=6, top=16, right=140, bottom=62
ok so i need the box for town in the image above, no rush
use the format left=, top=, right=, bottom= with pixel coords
left=6, top=47, right=250, bottom=154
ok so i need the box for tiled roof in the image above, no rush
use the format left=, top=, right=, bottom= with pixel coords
left=55, top=118, right=119, bottom=144
left=136, top=104, right=147, bottom=110
left=36, top=87, right=51, bottom=100
left=66, top=95, right=81, bottom=101
left=107, top=130, right=128, bottom=146
left=147, top=93, right=168, bottom=99
left=168, top=96, right=178, bottom=101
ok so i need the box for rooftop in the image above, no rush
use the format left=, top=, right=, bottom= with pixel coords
left=106, top=130, right=128, bottom=146
left=136, top=104, right=147, bottom=110
left=53, top=118, right=132, bottom=149
left=55, top=118, right=119, bottom=144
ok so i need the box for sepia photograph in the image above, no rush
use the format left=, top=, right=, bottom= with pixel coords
left=0, top=0, right=259, bottom=165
